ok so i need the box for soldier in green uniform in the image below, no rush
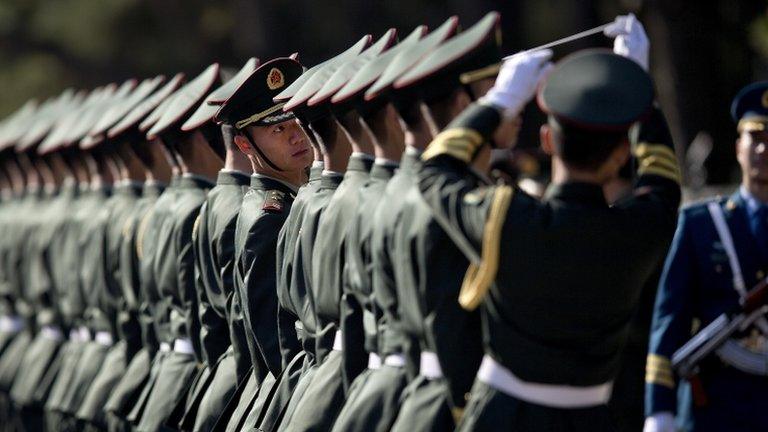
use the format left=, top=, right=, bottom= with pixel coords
left=133, top=63, right=225, bottom=432
left=209, top=56, right=313, bottom=432
left=71, top=76, right=169, bottom=432
left=169, top=58, right=258, bottom=432
left=274, top=30, right=405, bottom=432
left=270, top=37, right=379, bottom=432
left=414, top=21, right=680, bottom=432
left=233, top=40, right=367, bottom=432
left=8, top=90, right=83, bottom=432
left=102, top=73, right=184, bottom=432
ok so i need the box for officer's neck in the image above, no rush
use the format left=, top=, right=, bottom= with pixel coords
left=176, top=134, right=223, bottom=183
left=250, top=157, right=306, bottom=188
left=337, top=112, right=374, bottom=156
left=743, top=178, right=768, bottom=204
left=362, top=105, right=405, bottom=162
left=552, top=157, right=611, bottom=186
left=318, top=132, right=352, bottom=173
left=224, top=147, right=253, bottom=175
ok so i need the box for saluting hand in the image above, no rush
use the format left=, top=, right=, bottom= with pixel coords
left=481, top=49, right=554, bottom=119
left=604, top=13, right=650, bottom=71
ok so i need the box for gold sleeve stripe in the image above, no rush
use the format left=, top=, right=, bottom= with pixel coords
left=422, top=128, right=484, bottom=163
left=136, top=211, right=152, bottom=260
left=645, top=354, right=675, bottom=388
left=459, top=63, right=501, bottom=85
left=635, top=143, right=676, bottom=162
left=738, top=118, right=768, bottom=133
left=459, top=186, right=513, bottom=311
left=645, top=371, right=675, bottom=388
left=635, top=143, right=681, bottom=184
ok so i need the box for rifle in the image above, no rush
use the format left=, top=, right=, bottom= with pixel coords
left=671, top=277, right=768, bottom=405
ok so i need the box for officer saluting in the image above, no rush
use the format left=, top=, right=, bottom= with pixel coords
left=644, top=82, right=768, bottom=432
left=415, top=15, right=681, bottom=431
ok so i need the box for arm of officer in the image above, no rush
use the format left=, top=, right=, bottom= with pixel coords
left=644, top=211, right=697, bottom=427
left=177, top=208, right=204, bottom=361
left=241, top=212, right=286, bottom=377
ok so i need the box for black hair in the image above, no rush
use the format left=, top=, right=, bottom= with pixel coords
left=549, top=117, right=628, bottom=171
left=425, top=87, right=468, bottom=130
left=200, top=123, right=226, bottom=159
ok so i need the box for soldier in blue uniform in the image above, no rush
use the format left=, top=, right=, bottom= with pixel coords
left=644, top=82, right=768, bottom=432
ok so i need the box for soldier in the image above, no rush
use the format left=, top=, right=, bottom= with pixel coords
left=102, top=73, right=184, bottom=432
left=74, top=76, right=169, bottom=432
left=235, top=38, right=368, bottom=432
left=644, top=81, right=768, bottom=432
left=133, top=63, right=225, bottom=432
left=173, top=58, right=258, bottom=432
left=211, top=56, right=313, bottom=432
left=414, top=15, right=680, bottom=431
left=8, top=90, right=84, bottom=432
left=374, top=12, right=503, bottom=432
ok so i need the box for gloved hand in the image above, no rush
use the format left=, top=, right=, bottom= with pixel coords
left=481, top=49, right=553, bottom=119
left=604, top=13, right=650, bottom=71
left=643, top=412, right=676, bottom=432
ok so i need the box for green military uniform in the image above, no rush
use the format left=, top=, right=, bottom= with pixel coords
left=101, top=74, right=184, bottom=432
left=134, top=63, right=225, bottom=432
left=242, top=39, right=371, bottom=432
left=413, top=51, right=680, bottom=431
left=207, top=57, right=307, bottom=432
left=172, top=59, right=259, bottom=432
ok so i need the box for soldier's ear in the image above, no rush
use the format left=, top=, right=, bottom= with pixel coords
left=233, top=133, right=255, bottom=156
left=540, top=124, right=554, bottom=156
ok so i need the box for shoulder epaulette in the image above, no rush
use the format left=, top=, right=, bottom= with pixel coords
left=263, top=189, right=286, bottom=213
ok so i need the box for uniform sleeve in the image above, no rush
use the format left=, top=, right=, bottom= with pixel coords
left=194, top=204, right=219, bottom=365
left=240, top=212, right=285, bottom=377
left=628, top=106, right=682, bottom=222
left=340, top=213, right=368, bottom=391
left=275, top=224, right=302, bottom=368
left=645, top=211, right=697, bottom=416
left=176, top=208, right=204, bottom=361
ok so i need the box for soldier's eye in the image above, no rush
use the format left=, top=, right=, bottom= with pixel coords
left=273, top=125, right=285, bottom=134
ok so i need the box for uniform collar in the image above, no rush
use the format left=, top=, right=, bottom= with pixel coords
left=178, top=173, right=216, bottom=189
left=740, top=186, right=767, bottom=219
left=217, top=170, right=250, bottom=186
left=370, top=161, right=398, bottom=181
left=544, top=181, right=607, bottom=207
left=309, top=164, right=324, bottom=183
left=250, top=174, right=298, bottom=195
left=346, top=153, right=375, bottom=174
left=320, top=172, right=344, bottom=190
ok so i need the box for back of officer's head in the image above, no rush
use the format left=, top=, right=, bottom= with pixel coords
left=537, top=50, right=653, bottom=174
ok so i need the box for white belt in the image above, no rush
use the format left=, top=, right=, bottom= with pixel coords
left=333, top=330, right=343, bottom=351
left=79, top=326, right=91, bottom=342
left=95, top=331, right=113, bottom=346
left=69, top=329, right=82, bottom=342
left=0, top=315, right=23, bottom=333
left=420, top=351, right=443, bottom=379
left=42, top=326, right=63, bottom=341
left=173, top=338, right=194, bottom=355
left=368, top=353, right=382, bottom=370
left=159, top=342, right=172, bottom=352
left=477, top=355, right=612, bottom=409
left=384, top=353, right=406, bottom=368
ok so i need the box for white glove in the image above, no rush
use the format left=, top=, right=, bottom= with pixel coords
left=604, top=13, right=650, bottom=71
left=481, top=49, right=554, bottom=119
left=643, top=412, right=676, bottom=432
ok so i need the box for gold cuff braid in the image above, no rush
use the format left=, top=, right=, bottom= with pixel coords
left=635, top=143, right=681, bottom=184
left=422, top=128, right=485, bottom=163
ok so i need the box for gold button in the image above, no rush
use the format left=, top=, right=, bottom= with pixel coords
left=758, top=270, right=765, bottom=279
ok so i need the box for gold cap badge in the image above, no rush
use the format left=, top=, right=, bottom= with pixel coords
left=267, top=68, right=285, bottom=90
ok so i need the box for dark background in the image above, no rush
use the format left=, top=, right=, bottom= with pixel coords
left=1, top=0, right=766, bottom=184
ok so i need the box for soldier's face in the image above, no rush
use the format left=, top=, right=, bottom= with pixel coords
left=246, top=120, right=313, bottom=171
left=737, top=130, right=768, bottom=184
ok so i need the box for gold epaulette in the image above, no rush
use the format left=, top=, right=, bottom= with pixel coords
left=422, top=127, right=484, bottom=163
left=645, top=354, right=675, bottom=388
left=635, top=143, right=681, bottom=184
left=458, top=186, right=513, bottom=310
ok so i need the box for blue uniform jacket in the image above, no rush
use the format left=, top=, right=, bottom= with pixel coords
left=646, top=191, right=768, bottom=423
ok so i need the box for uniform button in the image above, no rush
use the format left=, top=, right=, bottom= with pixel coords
left=758, top=270, right=765, bottom=280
